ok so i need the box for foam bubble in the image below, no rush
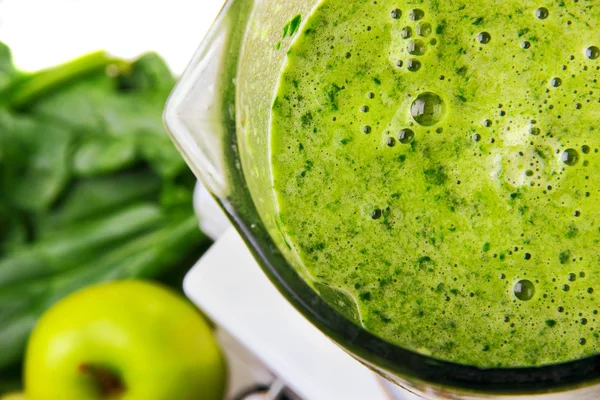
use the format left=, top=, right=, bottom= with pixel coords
left=514, top=280, right=535, bottom=301
left=411, top=92, right=446, bottom=126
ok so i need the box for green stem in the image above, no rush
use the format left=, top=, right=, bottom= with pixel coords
left=7, top=51, right=129, bottom=109
left=79, top=364, right=125, bottom=398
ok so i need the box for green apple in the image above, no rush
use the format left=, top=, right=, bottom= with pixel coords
left=25, top=280, right=226, bottom=400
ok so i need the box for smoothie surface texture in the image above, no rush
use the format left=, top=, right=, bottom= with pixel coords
left=270, top=0, right=600, bottom=367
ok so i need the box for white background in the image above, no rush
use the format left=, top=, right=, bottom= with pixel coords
left=0, top=0, right=225, bottom=74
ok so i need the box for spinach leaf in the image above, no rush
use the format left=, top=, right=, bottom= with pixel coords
left=37, top=170, right=161, bottom=234
left=73, top=134, right=137, bottom=177
left=4, top=51, right=116, bottom=110
left=0, top=204, right=27, bottom=255
left=118, top=52, right=175, bottom=92
left=0, top=42, right=17, bottom=92
left=29, top=54, right=185, bottom=179
left=0, top=204, right=165, bottom=288
left=0, top=111, right=72, bottom=212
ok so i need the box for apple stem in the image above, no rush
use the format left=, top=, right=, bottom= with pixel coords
left=78, top=363, right=126, bottom=398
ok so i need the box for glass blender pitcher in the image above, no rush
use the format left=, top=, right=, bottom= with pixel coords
left=163, top=0, right=600, bottom=398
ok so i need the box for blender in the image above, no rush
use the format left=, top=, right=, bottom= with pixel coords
left=163, top=0, right=600, bottom=398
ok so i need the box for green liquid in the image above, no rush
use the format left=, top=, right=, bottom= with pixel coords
left=270, top=0, right=600, bottom=367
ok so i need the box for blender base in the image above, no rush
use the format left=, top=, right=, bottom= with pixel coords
left=184, top=225, right=420, bottom=400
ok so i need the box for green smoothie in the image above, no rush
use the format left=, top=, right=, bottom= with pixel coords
left=269, top=0, right=600, bottom=367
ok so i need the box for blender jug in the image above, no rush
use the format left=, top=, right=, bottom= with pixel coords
left=163, top=0, right=600, bottom=398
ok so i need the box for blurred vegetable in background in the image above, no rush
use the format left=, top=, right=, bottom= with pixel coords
left=0, top=42, right=208, bottom=386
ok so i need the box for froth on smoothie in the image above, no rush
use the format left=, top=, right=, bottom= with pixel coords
left=269, top=0, right=600, bottom=367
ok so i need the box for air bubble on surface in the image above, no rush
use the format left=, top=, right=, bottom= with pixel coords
left=535, top=7, right=549, bottom=20
left=411, top=92, right=446, bottom=126
left=514, top=280, right=535, bottom=301
left=478, top=32, right=491, bottom=44
left=398, top=128, right=415, bottom=144
left=585, top=46, right=600, bottom=60
left=561, top=148, right=579, bottom=166
left=416, top=22, right=432, bottom=37
left=409, top=9, right=424, bottom=21
left=407, top=40, right=426, bottom=55
left=551, top=77, right=562, bottom=87
left=407, top=59, right=422, bottom=72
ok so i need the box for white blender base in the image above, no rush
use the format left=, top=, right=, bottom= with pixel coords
left=184, top=228, right=422, bottom=400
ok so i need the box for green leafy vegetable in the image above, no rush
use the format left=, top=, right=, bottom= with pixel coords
left=0, top=43, right=208, bottom=376
left=73, top=135, right=137, bottom=177
left=0, top=110, right=73, bottom=212
left=0, top=204, right=165, bottom=288
left=37, top=170, right=161, bottom=234
left=0, top=43, right=18, bottom=92
left=4, top=51, right=120, bottom=110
